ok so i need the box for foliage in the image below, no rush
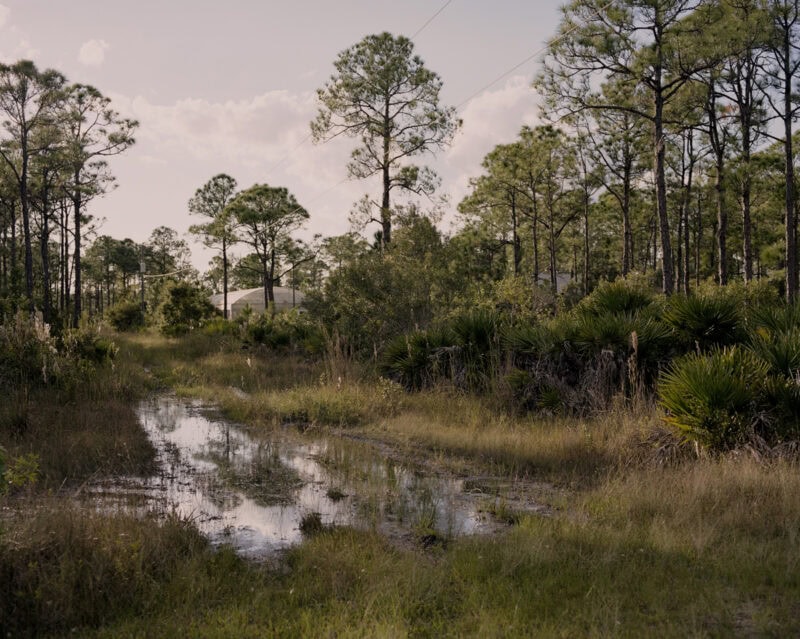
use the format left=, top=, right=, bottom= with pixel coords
left=380, top=310, right=501, bottom=392
left=311, top=218, right=450, bottom=355
left=0, top=311, right=59, bottom=390
left=448, top=309, right=502, bottom=391
left=748, top=300, right=800, bottom=335
left=659, top=347, right=771, bottom=450
left=1, top=452, right=39, bottom=492
left=574, top=279, right=657, bottom=317
left=159, top=282, right=219, bottom=336
left=241, top=309, right=325, bottom=355
left=662, top=292, right=745, bottom=352
left=380, top=328, right=455, bottom=391
left=749, top=326, right=800, bottom=378
left=228, top=183, right=309, bottom=307
left=0, top=510, right=213, bottom=636
left=312, top=32, right=459, bottom=244
left=60, top=326, right=117, bottom=365
left=145, top=226, right=191, bottom=276
left=106, top=299, right=145, bottom=331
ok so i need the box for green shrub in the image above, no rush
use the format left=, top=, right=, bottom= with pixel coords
left=659, top=347, right=770, bottom=450
left=570, top=311, right=636, bottom=357
left=380, top=310, right=502, bottom=392
left=0, top=312, right=60, bottom=389
left=0, top=314, right=120, bottom=404
left=201, top=316, right=239, bottom=337
left=159, top=282, right=219, bottom=336
left=106, top=300, right=145, bottom=331
left=380, top=328, right=454, bottom=390
left=663, top=293, right=744, bottom=352
left=749, top=327, right=800, bottom=378
left=761, top=376, right=800, bottom=440
left=449, top=309, right=501, bottom=391
left=60, top=328, right=117, bottom=365
left=748, top=302, right=800, bottom=336
left=0, top=509, right=213, bottom=636
left=503, top=323, right=551, bottom=358
left=243, top=309, right=325, bottom=355
left=575, top=279, right=657, bottom=317
left=1, top=452, right=39, bottom=493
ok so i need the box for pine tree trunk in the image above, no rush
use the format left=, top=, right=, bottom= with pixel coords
left=654, top=92, right=674, bottom=294
left=72, top=179, right=83, bottom=328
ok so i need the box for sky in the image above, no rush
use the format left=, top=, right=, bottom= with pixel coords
left=0, top=0, right=565, bottom=270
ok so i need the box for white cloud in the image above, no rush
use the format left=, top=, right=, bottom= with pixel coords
left=113, top=90, right=317, bottom=163
left=447, top=75, right=540, bottom=168
left=440, top=75, right=541, bottom=227
left=0, top=5, right=10, bottom=29
left=97, top=78, right=543, bottom=268
left=0, top=26, right=40, bottom=63
left=100, top=88, right=362, bottom=254
left=78, top=39, right=109, bottom=67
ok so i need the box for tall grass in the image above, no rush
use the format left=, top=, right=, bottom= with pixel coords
left=3, top=327, right=800, bottom=636
left=0, top=394, right=155, bottom=485
left=116, top=331, right=319, bottom=393
left=0, top=327, right=157, bottom=488
left=0, top=506, right=240, bottom=636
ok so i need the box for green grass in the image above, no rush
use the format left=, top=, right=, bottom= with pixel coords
left=10, top=476, right=788, bottom=637
left=3, top=331, right=799, bottom=636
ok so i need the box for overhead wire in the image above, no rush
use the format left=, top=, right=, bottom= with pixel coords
left=268, top=0, right=616, bottom=222
left=411, top=0, right=454, bottom=39
left=263, top=0, right=455, bottom=179
left=455, top=0, right=616, bottom=110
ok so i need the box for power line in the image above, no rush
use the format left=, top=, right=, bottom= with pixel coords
left=264, top=131, right=313, bottom=176
left=411, top=0, right=454, bottom=39
left=269, top=1, right=614, bottom=224
left=455, top=0, right=615, bottom=111
left=264, top=1, right=455, bottom=178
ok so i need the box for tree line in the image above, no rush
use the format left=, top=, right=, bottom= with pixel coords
left=9, top=2, right=800, bottom=336
left=529, top=0, right=800, bottom=300
left=0, top=60, right=136, bottom=327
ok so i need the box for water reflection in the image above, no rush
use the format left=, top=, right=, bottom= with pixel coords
left=125, top=396, right=496, bottom=558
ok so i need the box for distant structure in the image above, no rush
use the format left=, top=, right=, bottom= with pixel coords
left=537, top=272, right=572, bottom=293
left=209, top=286, right=305, bottom=319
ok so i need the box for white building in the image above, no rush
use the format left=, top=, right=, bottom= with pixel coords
left=209, top=286, right=306, bottom=319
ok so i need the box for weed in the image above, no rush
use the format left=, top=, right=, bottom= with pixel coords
left=480, top=498, right=522, bottom=525
left=299, top=511, right=326, bottom=536
left=326, top=487, right=347, bottom=502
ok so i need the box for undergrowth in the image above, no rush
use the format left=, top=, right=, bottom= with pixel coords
left=2, top=328, right=799, bottom=636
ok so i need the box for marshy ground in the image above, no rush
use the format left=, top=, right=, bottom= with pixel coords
left=2, top=332, right=799, bottom=637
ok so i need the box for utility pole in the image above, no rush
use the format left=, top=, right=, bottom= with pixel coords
left=139, top=251, right=146, bottom=316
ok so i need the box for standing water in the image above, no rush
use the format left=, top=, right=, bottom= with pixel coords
left=97, top=396, right=507, bottom=558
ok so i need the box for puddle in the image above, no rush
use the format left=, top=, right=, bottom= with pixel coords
left=87, top=396, right=524, bottom=558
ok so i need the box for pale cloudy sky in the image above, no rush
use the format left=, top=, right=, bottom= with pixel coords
left=0, top=0, right=564, bottom=270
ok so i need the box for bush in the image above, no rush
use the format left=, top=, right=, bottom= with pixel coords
left=201, top=316, right=239, bottom=337
left=659, top=347, right=770, bottom=450
left=60, top=327, right=117, bottom=365
left=380, top=328, right=454, bottom=390
left=242, top=309, right=325, bottom=355
left=748, top=302, right=800, bottom=336
left=159, top=282, right=219, bottom=336
left=0, top=312, right=60, bottom=390
left=574, top=279, right=657, bottom=317
left=749, top=327, right=800, bottom=379
left=106, top=299, right=145, bottom=331
left=448, top=309, right=502, bottom=391
left=0, top=510, right=213, bottom=635
left=662, top=292, right=745, bottom=352
left=379, top=310, right=501, bottom=392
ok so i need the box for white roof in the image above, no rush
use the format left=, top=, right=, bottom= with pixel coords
left=209, top=286, right=305, bottom=308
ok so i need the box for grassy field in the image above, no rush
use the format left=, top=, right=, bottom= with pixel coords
left=2, top=332, right=798, bottom=637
